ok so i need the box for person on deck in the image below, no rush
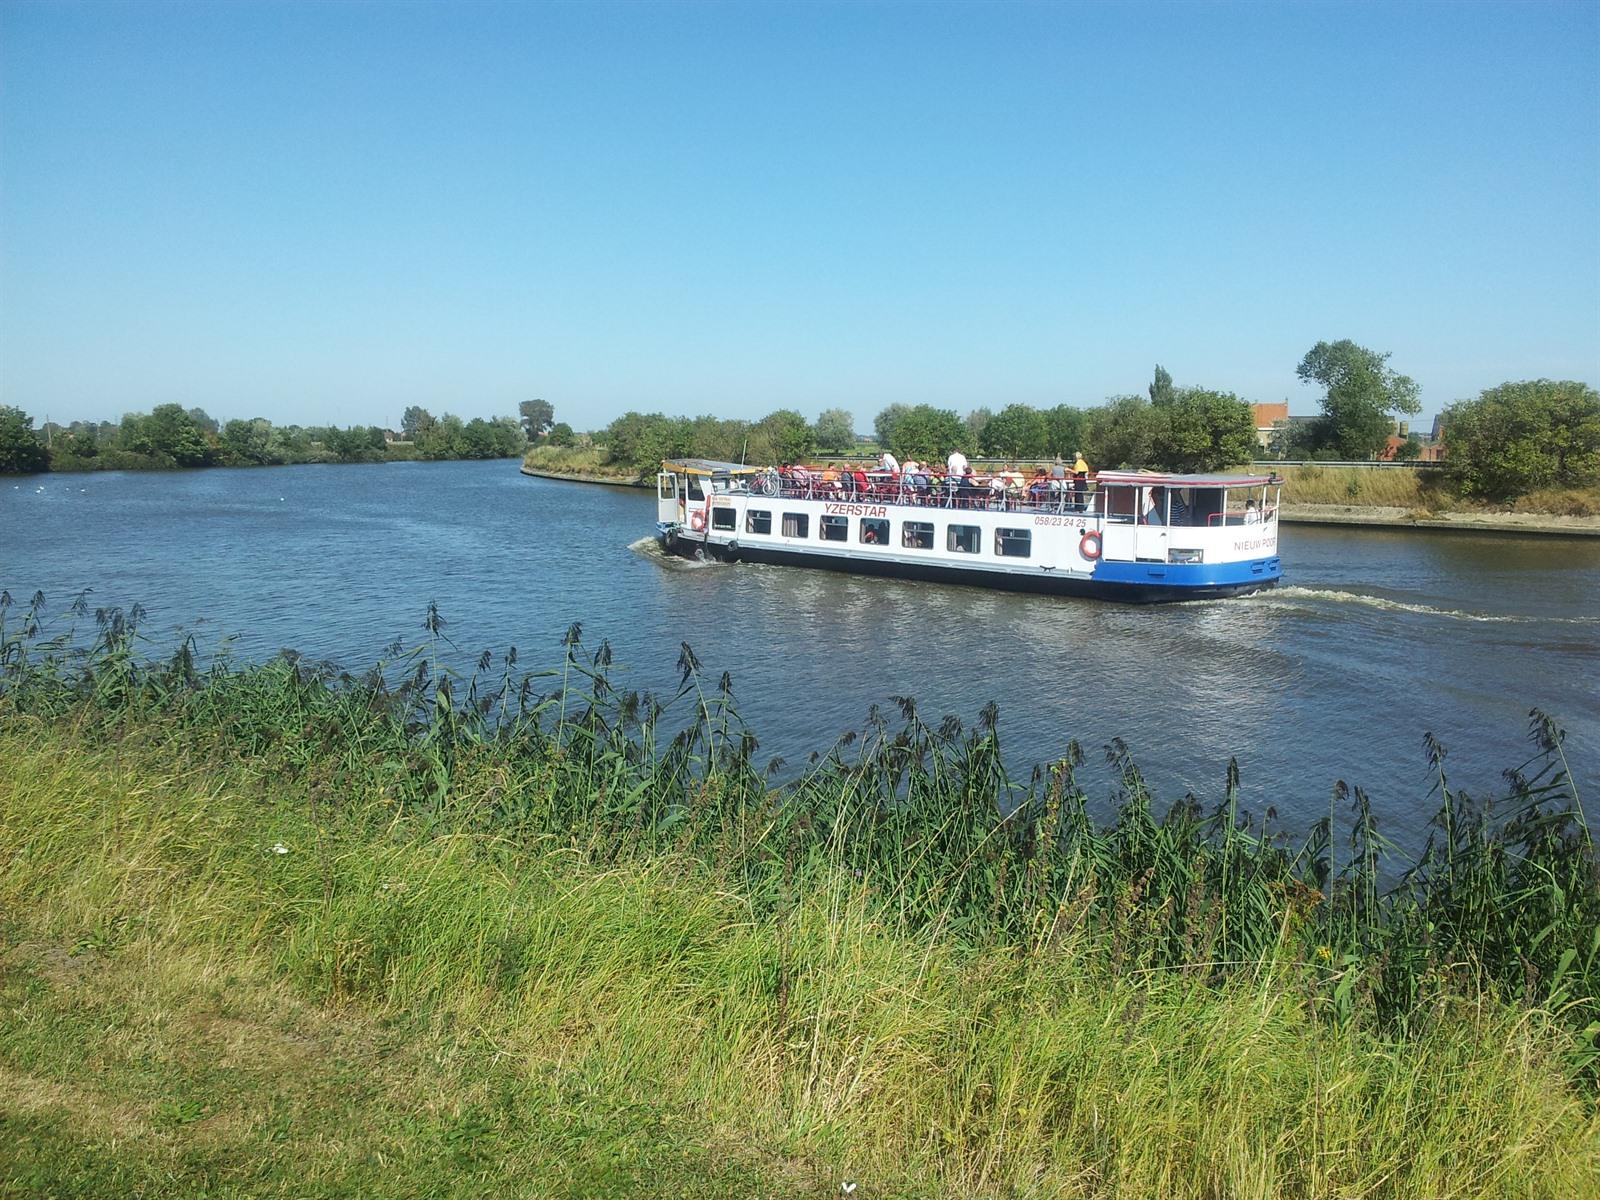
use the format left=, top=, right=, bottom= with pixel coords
left=946, top=450, right=969, bottom=506
left=1244, top=498, right=1261, bottom=524
left=1072, top=452, right=1090, bottom=510
left=880, top=450, right=900, bottom=472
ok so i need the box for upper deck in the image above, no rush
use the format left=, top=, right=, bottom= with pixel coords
left=695, top=463, right=1280, bottom=528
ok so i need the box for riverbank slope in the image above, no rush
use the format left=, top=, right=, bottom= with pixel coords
left=3, top=720, right=1595, bottom=1199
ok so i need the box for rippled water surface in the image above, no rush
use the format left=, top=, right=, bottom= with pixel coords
left=4, top=460, right=1596, bottom=843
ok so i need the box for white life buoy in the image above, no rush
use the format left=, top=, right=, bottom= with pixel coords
left=689, top=510, right=707, bottom=532
left=1079, top=530, right=1103, bottom=560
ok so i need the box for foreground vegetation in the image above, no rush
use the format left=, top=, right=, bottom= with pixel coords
left=3, top=594, right=1598, bottom=1195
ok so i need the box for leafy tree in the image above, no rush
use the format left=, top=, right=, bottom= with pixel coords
left=187, top=407, right=219, bottom=435
left=1392, top=433, right=1423, bottom=461
left=322, top=425, right=386, bottom=463
left=417, top=414, right=467, bottom=460
left=965, top=406, right=993, bottom=445
left=1084, top=395, right=1158, bottom=470
left=813, top=407, right=855, bottom=453
left=1149, top=365, right=1174, bottom=406
left=49, top=420, right=100, bottom=466
left=492, top=416, right=528, bottom=456
left=685, top=414, right=750, bottom=462
left=401, top=406, right=435, bottom=439
left=748, top=409, right=814, bottom=464
left=873, top=403, right=912, bottom=449
left=1443, top=380, right=1600, bottom=499
left=123, top=404, right=213, bottom=466
left=0, top=405, right=49, bottom=473
left=1151, top=388, right=1259, bottom=472
left=519, top=399, right=554, bottom=439
left=602, top=412, right=685, bottom=473
left=1044, top=404, right=1087, bottom=458
left=1296, top=340, right=1420, bottom=459
left=887, top=405, right=968, bottom=461
left=219, top=418, right=285, bottom=466
left=547, top=421, right=576, bottom=447
left=979, top=403, right=1047, bottom=458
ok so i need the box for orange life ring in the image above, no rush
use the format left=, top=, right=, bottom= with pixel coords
left=689, top=510, right=707, bottom=532
left=1079, top=530, right=1103, bottom=560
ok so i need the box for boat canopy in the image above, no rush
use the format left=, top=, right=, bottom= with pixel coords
left=1094, top=470, right=1277, bottom=488
left=661, top=458, right=764, bottom=477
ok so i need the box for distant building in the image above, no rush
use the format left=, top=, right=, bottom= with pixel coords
left=1250, top=401, right=1288, bottom=449
left=1378, top=434, right=1445, bottom=462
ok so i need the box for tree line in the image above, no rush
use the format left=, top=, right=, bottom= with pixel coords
left=5, top=343, right=1595, bottom=500
left=0, top=402, right=539, bottom=474
left=588, top=343, right=1597, bottom=502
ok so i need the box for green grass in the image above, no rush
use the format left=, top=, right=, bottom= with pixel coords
left=520, top=444, right=635, bottom=479
left=1275, top=465, right=1600, bottom=517
left=2, top=723, right=1596, bottom=1198
left=2, top=594, right=1598, bottom=1195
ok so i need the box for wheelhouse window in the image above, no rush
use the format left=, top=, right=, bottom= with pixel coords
left=711, top=507, right=736, bottom=531
left=859, top=517, right=888, bottom=545
left=658, top=474, right=677, bottom=500
left=686, top=475, right=705, bottom=502
left=746, top=509, right=772, bottom=535
left=820, top=514, right=848, bottom=542
left=782, top=512, right=809, bottom=538
left=947, top=524, right=981, bottom=554
left=995, top=528, right=1031, bottom=557
left=901, top=521, right=934, bottom=550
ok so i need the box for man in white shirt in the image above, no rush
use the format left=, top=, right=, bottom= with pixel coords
left=947, top=449, right=969, bottom=476
left=879, top=451, right=899, bottom=472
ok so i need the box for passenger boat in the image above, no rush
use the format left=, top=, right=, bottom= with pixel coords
left=655, top=458, right=1282, bottom=603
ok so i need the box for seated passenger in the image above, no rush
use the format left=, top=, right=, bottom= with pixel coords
left=1244, top=499, right=1261, bottom=524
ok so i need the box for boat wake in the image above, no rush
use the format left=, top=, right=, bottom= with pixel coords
left=1253, top=586, right=1598, bottom=625
left=627, top=536, right=725, bottom=570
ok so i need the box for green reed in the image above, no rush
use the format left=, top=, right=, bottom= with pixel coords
left=2, top=588, right=1596, bottom=1080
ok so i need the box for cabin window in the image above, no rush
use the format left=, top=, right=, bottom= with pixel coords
left=820, top=515, right=848, bottom=542
left=711, top=507, right=736, bottom=531
left=860, top=517, right=888, bottom=545
left=782, top=512, right=809, bottom=539
left=947, top=524, right=981, bottom=554
left=995, top=528, right=1031, bottom=557
left=686, top=476, right=705, bottom=502
left=901, top=521, right=934, bottom=550
left=746, top=509, right=772, bottom=535
left=658, top=474, right=677, bottom=500
left=1190, top=489, right=1223, bottom=527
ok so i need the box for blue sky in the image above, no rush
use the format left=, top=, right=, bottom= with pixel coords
left=2, top=0, right=1596, bottom=432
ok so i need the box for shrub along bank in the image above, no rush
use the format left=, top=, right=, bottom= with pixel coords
left=2, top=594, right=1598, bottom=1196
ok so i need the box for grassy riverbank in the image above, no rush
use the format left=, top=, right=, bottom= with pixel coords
left=3, top=600, right=1598, bottom=1196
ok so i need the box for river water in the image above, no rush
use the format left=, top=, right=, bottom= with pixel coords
left=3, top=459, right=1596, bottom=845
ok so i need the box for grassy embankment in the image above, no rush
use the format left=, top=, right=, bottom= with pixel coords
left=520, top=444, right=640, bottom=482
left=1273, top=465, right=1600, bottom=518
left=3, top=596, right=1598, bottom=1197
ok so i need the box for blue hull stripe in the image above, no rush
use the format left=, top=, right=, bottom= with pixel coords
left=1090, top=557, right=1283, bottom=589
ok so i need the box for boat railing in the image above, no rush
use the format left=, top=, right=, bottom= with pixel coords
left=1204, top=508, right=1279, bottom=526
left=747, top=467, right=1102, bottom=515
